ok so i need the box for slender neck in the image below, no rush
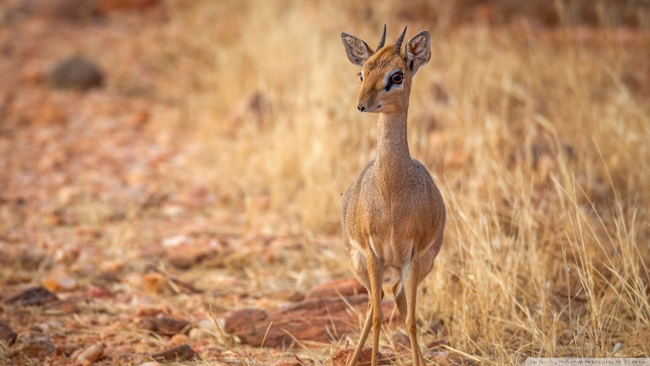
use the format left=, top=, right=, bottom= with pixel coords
left=375, top=110, right=411, bottom=170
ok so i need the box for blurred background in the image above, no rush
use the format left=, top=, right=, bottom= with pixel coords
left=1, top=0, right=650, bottom=364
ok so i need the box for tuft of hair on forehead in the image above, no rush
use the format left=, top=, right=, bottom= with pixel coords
left=364, top=46, right=405, bottom=73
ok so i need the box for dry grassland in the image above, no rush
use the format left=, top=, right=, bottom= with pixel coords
left=174, top=0, right=650, bottom=361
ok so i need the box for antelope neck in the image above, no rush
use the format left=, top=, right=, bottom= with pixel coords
left=375, top=110, right=411, bottom=181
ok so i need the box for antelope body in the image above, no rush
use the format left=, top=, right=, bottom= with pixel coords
left=340, top=26, right=446, bottom=366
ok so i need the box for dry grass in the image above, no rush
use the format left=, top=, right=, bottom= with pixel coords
left=148, top=0, right=650, bottom=362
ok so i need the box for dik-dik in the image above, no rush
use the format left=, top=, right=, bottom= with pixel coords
left=340, top=25, right=446, bottom=366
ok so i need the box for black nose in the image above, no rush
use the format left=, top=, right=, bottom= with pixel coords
left=357, top=105, right=366, bottom=112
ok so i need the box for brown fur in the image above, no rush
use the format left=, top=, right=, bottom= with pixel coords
left=340, top=27, right=445, bottom=366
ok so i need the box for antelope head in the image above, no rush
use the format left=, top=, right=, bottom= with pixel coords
left=341, top=25, right=431, bottom=114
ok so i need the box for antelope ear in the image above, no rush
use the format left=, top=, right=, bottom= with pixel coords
left=405, top=30, right=431, bottom=76
left=341, top=32, right=373, bottom=67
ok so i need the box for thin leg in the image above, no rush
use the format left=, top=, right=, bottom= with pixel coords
left=348, top=304, right=373, bottom=366
left=404, top=261, right=424, bottom=366
left=392, top=280, right=407, bottom=324
left=366, top=251, right=384, bottom=366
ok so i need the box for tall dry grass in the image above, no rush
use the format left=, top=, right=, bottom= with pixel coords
left=148, top=0, right=650, bottom=362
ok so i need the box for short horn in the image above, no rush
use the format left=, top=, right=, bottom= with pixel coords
left=395, top=26, right=407, bottom=51
left=377, top=24, right=387, bottom=50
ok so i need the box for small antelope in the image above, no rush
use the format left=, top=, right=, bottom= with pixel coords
left=340, top=25, right=446, bottom=366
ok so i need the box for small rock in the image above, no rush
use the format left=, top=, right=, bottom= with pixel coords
left=161, top=235, right=189, bottom=248
left=169, top=333, right=190, bottom=346
left=49, top=57, right=104, bottom=91
left=151, top=344, right=199, bottom=362
left=87, top=285, right=112, bottom=298
left=331, top=347, right=391, bottom=366
left=101, top=260, right=124, bottom=273
left=0, top=322, right=17, bottom=344
left=136, top=305, right=171, bottom=317
left=164, top=245, right=217, bottom=269
left=142, top=272, right=168, bottom=294
left=76, top=344, right=103, bottom=364
left=305, top=278, right=367, bottom=299
left=6, top=287, right=58, bottom=306
left=221, top=350, right=241, bottom=363
left=188, top=327, right=210, bottom=340
left=44, top=273, right=78, bottom=292
left=223, top=308, right=268, bottom=335
left=105, top=344, right=134, bottom=361
left=17, top=332, right=56, bottom=358
left=223, top=295, right=398, bottom=348
left=140, top=317, right=189, bottom=336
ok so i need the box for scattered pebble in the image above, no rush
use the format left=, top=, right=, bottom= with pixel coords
left=151, top=343, right=199, bottom=362
left=44, top=273, right=78, bottom=292
left=6, top=287, right=58, bottom=306
left=305, top=278, right=367, bottom=299
left=162, top=235, right=189, bottom=248
left=170, top=333, right=190, bottom=346
left=49, top=57, right=104, bottom=91
left=137, top=304, right=171, bottom=317
left=142, top=272, right=168, bottom=294
left=140, top=317, right=189, bottom=336
left=76, top=344, right=104, bottom=364
left=17, top=332, right=56, bottom=359
left=87, top=285, right=112, bottom=298
left=0, top=322, right=17, bottom=344
left=188, top=327, right=211, bottom=340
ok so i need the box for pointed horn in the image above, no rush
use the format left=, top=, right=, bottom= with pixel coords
left=395, top=26, right=407, bottom=51
left=377, top=24, right=387, bottom=50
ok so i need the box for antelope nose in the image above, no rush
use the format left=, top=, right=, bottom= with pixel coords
left=357, top=105, right=366, bottom=112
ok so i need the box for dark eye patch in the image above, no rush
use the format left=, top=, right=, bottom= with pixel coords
left=385, top=71, right=403, bottom=92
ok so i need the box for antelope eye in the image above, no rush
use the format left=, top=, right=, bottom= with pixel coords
left=391, top=73, right=403, bottom=84
left=359, top=75, right=364, bottom=82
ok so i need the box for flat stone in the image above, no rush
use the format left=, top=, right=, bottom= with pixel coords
left=151, top=344, right=199, bottom=362
left=305, top=278, right=367, bottom=299
left=17, top=332, right=56, bottom=359
left=0, top=322, right=17, bottom=344
left=49, top=57, right=104, bottom=91
left=140, top=317, right=189, bottom=336
left=223, top=294, right=399, bottom=348
left=6, top=287, right=58, bottom=306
